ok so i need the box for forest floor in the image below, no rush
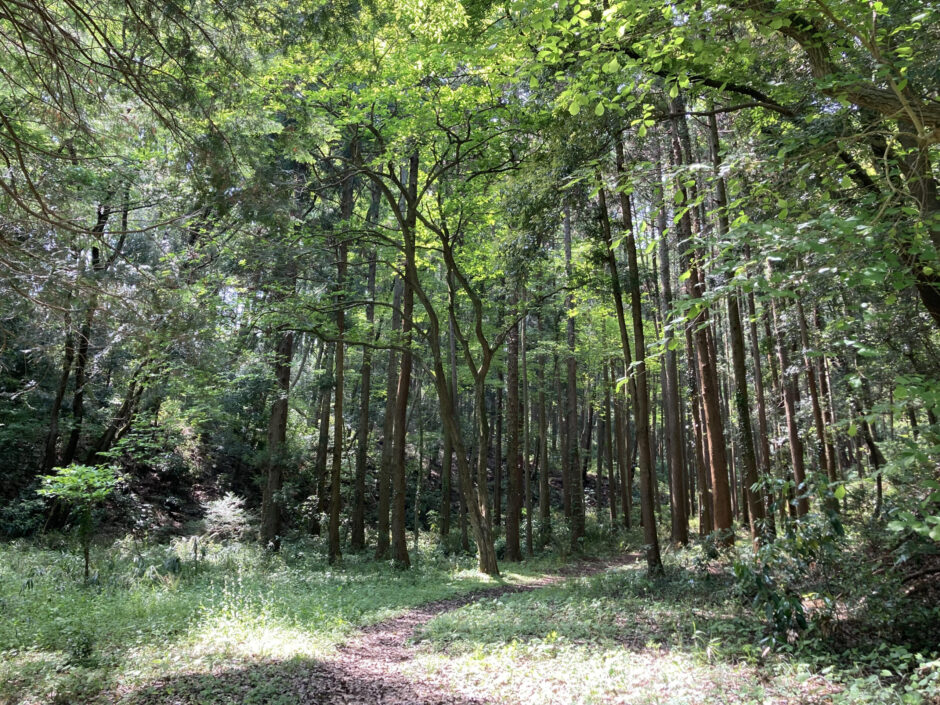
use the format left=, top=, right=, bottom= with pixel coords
left=1, top=530, right=936, bottom=705
left=124, top=555, right=639, bottom=705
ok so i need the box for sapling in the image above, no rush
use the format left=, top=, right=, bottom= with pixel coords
left=38, top=463, right=120, bottom=581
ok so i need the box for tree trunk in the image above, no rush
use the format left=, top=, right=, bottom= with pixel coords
left=770, top=292, right=809, bottom=517
left=613, top=143, right=663, bottom=573
left=537, top=313, right=551, bottom=544
left=505, top=295, right=522, bottom=562
left=670, top=102, right=733, bottom=544
left=352, top=187, right=381, bottom=551
left=260, top=327, right=294, bottom=550
left=707, top=113, right=765, bottom=547
left=564, top=209, right=584, bottom=549
left=654, top=143, right=688, bottom=546
left=391, top=157, right=419, bottom=569
left=375, top=280, right=401, bottom=558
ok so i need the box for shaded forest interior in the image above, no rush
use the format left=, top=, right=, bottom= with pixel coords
left=1, top=0, right=939, bottom=703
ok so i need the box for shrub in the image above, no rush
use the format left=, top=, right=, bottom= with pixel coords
left=202, top=493, right=253, bottom=542
left=37, top=464, right=120, bottom=581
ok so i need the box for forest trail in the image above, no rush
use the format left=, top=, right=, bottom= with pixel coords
left=296, top=554, right=641, bottom=705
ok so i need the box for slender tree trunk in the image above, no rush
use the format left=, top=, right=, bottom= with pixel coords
left=43, top=292, right=76, bottom=471
left=745, top=271, right=776, bottom=535
left=352, top=188, right=381, bottom=551
left=376, top=280, right=402, bottom=558
left=495, top=376, right=503, bottom=528
left=770, top=292, right=809, bottom=517
left=260, top=327, right=294, bottom=550
left=564, top=209, right=584, bottom=548
left=441, top=291, right=459, bottom=538
left=521, top=300, right=533, bottom=556
left=605, top=362, right=618, bottom=525
left=654, top=144, right=688, bottom=546
left=505, top=296, right=522, bottom=562
left=391, top=158, right=419, bottom=569
left=537, top=313, right=551, bottom=544
left=670, top=103, right=733, bottom=544
left=328, top=236, right=347, bottom=564
left=613, top=143, right=663, bottom=573
left=707, top=113, right=764, bottom=547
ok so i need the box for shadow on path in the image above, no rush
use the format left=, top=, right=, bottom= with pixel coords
left=118, top=555, right=640, bottom=705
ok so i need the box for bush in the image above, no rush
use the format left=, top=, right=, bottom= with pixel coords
left=37, top=464, right=121, bottom=580
left=202, top=493, right=253, bottom=542
left=0, top=487, right=46, bottom=537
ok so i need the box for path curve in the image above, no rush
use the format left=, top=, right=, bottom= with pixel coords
left=318, top=554, right=642, bottom=705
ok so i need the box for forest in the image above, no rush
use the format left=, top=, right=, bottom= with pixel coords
left=0, top=0, right=938, bottom=703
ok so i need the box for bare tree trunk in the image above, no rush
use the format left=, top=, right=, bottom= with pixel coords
left=564, top=209, right=584, bottom=548
left=770, top=292, right=809, bottom=517
left=391, top=157, right=419, bottom=569
left=605, top=362, right=618, bottom=525
left=328, top=238, right=347, bottom=564
left=537, top=313, right=551, bottom=544
left=375, top=280, right=401, bottom=558
left=441, top=292, right=459, bottom=538
left=494, top=376, right=503, bottom=528
left=43, top=292, right=75, bottom=471
left=521, top=299, right=533, bottom=556
left=654, top=144, right=688, bottom=546
left=505, top=294, right=522, bottom=562
left=707, top=113, right=765, bottom=547
left=260, top=326, right=294, bottom=550
left=352, top=187, right=381, bottom=551
left=671, top=102, right=733, bottom=544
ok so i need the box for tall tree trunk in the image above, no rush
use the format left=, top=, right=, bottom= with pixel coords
left=770, top=292, right=809, bottom=517
left=391, top=156, right=419, bottom=569
left=505, top=295, right=522, bottom=562
left=670, top=103, right=733, bottom=544
left=312, top=345, right=334, bottom=536
left=605, top=362, right=618, bottom=525
left=352, top=187, right=381, bottom=551
left=260, top=327, right=294, bottom=550
left=707, top=113, right=765, bottom=547
left=521, top=299, right=533, bottom=556
left=564, top=209, right=584, bottom=548
left=614, top=142, right=663, bottom=573
left=441, top=289, right=459, bottom=538
left=375, top=280, right=401, bottom=558
left=537, top=313, right=551, bottom=544
left=328, top=239, right=347, bottom=564
left=654, top=143, right=688, bottom=546
left=745, top=268, right=776, bottom=535
left=494, top=375, right=503, bottom=528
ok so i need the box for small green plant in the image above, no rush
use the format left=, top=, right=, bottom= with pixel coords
left=202, top=492, right=253, bottom=542
left=37, top=463, right=120, bottom=581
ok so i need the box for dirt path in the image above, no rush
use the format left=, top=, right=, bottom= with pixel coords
left=315, top=554, right=642, bottom=705
left=121, top=554, right=641, bottom=704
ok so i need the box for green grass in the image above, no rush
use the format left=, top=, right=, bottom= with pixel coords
left=0, top=533, right=534, bottom=704
left=408, top=550, right=939, bottom=705
left=2, top=516, right=937, bottom=705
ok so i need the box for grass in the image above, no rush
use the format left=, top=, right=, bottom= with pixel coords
left=406, top=544, right=940, bottom=705
left=0, top=531, right=557, bottom=705
left=1, top=514, right=937, bottom=705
